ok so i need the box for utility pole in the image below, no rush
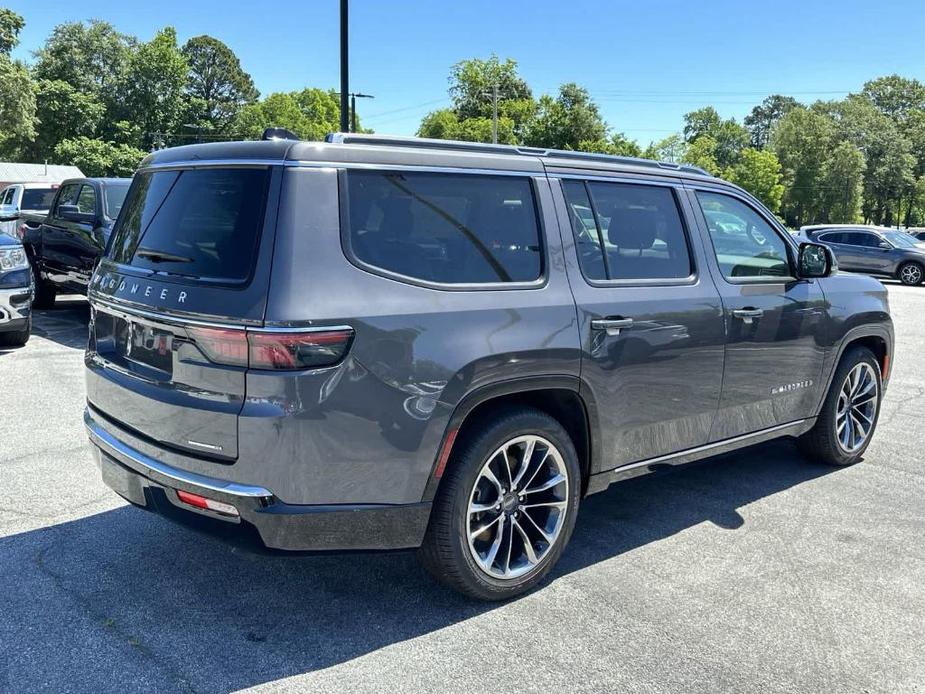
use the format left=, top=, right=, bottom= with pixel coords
left=350, top=92, right=375, bottom=133
left=339, top=0, right=349, bottom=133
left=491, top=83, right=498, bottom=144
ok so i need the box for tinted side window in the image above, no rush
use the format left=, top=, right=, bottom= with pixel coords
left=562, top=180, right=692, bottom=281
left=77, top=185, right=97, bottom=215
left=819, top=232, right=846, bottom=244
left=108, top=167, right=270, bottom=283
left=1, top=188, right=13, bottom=205
left=697, top=191, right=791, bottom=279
left=345, top=171, right=542, bottom=285
left=852, top=232, right=881, bottom=248
left=561, top=180, right=606, bottom=280
left=55, top=184, right=81, bottom=215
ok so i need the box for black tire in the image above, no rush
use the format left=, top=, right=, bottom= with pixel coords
left=419, top=407, right=581, bottom=601
left=799, top=346, right=882, bottom=466
left=897, top=261, right=924, bottom=286
left=0, top=316, right=31, bottom=347
left=31, top=265, right=56, bottom=309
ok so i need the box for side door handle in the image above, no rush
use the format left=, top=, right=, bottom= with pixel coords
left=732, top=308, right=764, bottom=324
left=591, top=317, right=634, bottom=336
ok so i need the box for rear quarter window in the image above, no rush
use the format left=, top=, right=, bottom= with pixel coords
left=108, top=167, right=271, bottom=284
left=344, top=170, right=543, bottom=286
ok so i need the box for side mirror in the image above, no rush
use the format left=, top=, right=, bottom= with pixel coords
left=58, top=205, right=95, bottom=223
left=798, top=242, right=835, bottom=278
left=878, top=241, right=892, bottom=250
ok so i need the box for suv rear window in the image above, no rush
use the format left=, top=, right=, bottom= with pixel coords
left=344, top=171, right=542, bottom=285
left=109, top=168, right=270, bottom=283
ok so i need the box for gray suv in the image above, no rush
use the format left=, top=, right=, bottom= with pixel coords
left=803, top=224, right=925, bottom=285
left=84, top=134, right=893, bottom=600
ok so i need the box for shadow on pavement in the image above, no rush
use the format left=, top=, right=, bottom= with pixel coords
left=0, top=439, right=836, bottom=692
left=27, top=296, right=91, bottom=351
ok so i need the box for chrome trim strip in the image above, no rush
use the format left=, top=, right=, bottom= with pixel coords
left=85, top=408, right=273, bottom=499
left=607, top=419, right=808, bottom=476
left=91, top=295, right=352, bottom=334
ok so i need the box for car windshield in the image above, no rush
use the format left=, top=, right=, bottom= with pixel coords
left=21, top=188, right=57, bottom=211
left=105, top=184, right=130, bottom=219
left=884, top=231, right=918, bottom=248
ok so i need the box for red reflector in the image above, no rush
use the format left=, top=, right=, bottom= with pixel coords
left=882, top=353, right=890, bottom=379
left=176, top=489, right=209, bottom=509
left=176, top=489, right=239, bottom=517
left=433, top=428, right=459, bottom=479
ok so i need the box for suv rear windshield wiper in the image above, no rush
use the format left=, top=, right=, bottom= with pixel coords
left=135, top=248, right=194, bottom=264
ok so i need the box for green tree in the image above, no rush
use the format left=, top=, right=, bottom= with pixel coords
left=33, top=20, right=134, bottom=100
left=0, top=8, right=24, bottom=54
left=580, top=132, right=642, bottom=157
left=182, top=35, right=258, bottom=133
left=682, top=106, right=749, bottom=169
left=642, top=133, right=686, bottom=163
left=448, top=55, right=533, bottom=129
left=682, top=106, right=721, bottom=143
left=724, top=148, right=785, bottom=212
left=118, top=27, right=188, bottom=147
left=823, top=96, right=915, bottom=223
left=771, top=106, right=836, bottom=226
left=682, top=135, right=721, bottom=175
left=53, top=136, right=145, bottom=177
left=862, top=75, right=925, bottom=122
left=234, top=88, right=344, bottom=141
left=417, top=107, right=517, bottom=144
left=27, top=79, right=105, bottom=159
left=820, top=141, right=865, bottom=223
left=524, top=83, right=607, bottom=150
left=0, top=9, right=35, bottom=155
left=744, top=95, right=800, bottom=149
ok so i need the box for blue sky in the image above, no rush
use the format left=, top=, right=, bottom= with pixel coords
left=9, top=0, right=925, bottom=146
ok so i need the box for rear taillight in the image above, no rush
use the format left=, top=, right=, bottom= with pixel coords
left=186, top=326, right=353, bottom=370
left=187, top=327, right=249, bottom=367
left=247, top=329, right=354, bottom=369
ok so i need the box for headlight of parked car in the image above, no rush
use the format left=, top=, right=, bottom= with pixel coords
left=0, top=246, right=29, bottom=272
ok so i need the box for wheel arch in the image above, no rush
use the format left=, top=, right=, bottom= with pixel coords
left=815, top=324, right=893, bottom=417
left=421, top=376, right=600, bottom=502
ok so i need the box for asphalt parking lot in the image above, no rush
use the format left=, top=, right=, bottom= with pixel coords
left=1, top=287, right=923, bottom=694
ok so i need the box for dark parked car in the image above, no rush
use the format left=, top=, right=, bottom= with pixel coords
left=906, top=227, right=925, bottom=242
left=0, top=231, right=33, bottom=346
left=802, top=224, right=925, bottom=285
left=84, top=134, right=893, bottom=600
left=22, top=177, right=131, bottom=308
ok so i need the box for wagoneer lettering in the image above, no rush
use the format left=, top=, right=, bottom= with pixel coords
left=84, top=133, right=893, bottom=600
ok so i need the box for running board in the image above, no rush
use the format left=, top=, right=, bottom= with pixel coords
left=585, top=419, right=814, bottom=495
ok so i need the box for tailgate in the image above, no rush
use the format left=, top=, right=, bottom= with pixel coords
left=87, top=305, right=245, bottom=460
left=85, top=164, right=282, bottom=462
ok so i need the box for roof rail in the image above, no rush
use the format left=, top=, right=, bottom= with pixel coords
left=324, top=132, right=711, bottom=177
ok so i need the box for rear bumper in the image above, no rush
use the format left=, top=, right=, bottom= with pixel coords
left=0, top=285, right=32, bottom=328
left=84, top=408, right=431, bottom=551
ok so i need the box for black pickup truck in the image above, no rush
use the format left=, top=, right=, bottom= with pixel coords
left=21, top=177, right=131, bottom=308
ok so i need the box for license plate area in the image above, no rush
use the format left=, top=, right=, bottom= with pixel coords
left=114, top=316, right=175, bottom=375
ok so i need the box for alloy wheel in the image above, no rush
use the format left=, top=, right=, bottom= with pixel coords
left=901, top=264, right=922, bottom=285
left=835, top=362, right=878, bottom=453
left=466, top=435, right=569, bottom=580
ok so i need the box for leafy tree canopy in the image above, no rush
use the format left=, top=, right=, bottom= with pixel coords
left=182, top=35, right=259, bottom=132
